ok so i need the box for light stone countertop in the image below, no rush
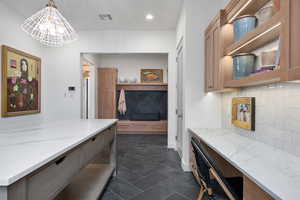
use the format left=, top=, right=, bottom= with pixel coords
left=0, top=119, right=118, bottom=186
left=189, top=128, right=300, bottom=200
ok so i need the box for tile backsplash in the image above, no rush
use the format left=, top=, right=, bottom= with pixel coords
left=221, top=82, right=300, bottom=157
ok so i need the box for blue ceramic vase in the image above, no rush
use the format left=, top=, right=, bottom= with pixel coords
left=233, top=15, right=257, bottom=41
left=233, top=54, right=256, bottom=79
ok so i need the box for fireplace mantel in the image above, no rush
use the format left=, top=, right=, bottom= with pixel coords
left=117, top=83, right=168, bottom=91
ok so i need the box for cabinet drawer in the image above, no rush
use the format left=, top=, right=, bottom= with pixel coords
left=81, top=133, right=105, bottom=165
left=27, top=148, right=81, bottom=200
left=103, top=128, right=114, bottom=146
left=118, top=124, right=130, bottom=129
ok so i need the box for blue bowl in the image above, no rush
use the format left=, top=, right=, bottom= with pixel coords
left=233, top=54, right=256, bottom=79
left=233, top=15, right=257, bottom=41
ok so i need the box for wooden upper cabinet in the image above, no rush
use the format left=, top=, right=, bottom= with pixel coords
left=285, top=0, right=300, bottom=81
left=204, top=0, right=300, bottom=90
left=205, top=12, right=222, bottom=93
left=205, top=30, right=214, bottom=91
left=97, top=68, right=118, bottom=119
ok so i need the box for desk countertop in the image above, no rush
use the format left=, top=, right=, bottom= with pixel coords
left=0, top=119, right=117, bottom=186
left=189, top=128, right=300, bottom=200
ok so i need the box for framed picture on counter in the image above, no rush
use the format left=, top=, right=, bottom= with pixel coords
left=232, top=97, right=255, bottom=131
left=1, top=45, right=41, bottom=117
left=141, top=69, right=163, bottom=83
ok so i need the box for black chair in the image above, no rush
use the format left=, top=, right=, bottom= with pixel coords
left=191, top=138, right=243, bottom=200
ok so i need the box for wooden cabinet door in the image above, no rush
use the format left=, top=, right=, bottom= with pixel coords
left=205, top=32, right=215, bottom=92
left=212, top=23, right=221, bottom=90
left=97, top=68, right=118, bottom=119
left=205, top=14, right=221, bottom=92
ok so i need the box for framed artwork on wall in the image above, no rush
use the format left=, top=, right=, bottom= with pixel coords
left=232, top=97, right=255, bottom=131
left=1, top=45, right=41, bottom=117
left=141, top=69, right=163, bottom=83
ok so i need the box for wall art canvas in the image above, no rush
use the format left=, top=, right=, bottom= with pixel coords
left=1, top=46, right=41, bottom=117
left=232, top=97, right=255, bottom=131
left=141, top=69, right=163, bottom=83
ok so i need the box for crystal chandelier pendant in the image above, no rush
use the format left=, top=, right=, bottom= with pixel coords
left=21, top=0, right=78, bottom=47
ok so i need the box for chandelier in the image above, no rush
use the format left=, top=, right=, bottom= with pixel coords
left=21, top=0, right=78, bottom=47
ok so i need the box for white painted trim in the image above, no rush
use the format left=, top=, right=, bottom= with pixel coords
left=168, top=143, right=177, bottom=150
left=81, top=55, right=96, bottom=66
left=176, top=36, right=184, bottom=51
left=181, top=158, right=191, bottom=172
left=82, top=51, right=177, bottom=150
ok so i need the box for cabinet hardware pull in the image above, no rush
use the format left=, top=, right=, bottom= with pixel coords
left=55, top=156, right=66, bottom=165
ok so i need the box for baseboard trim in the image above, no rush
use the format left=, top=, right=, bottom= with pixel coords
left=168, top=143, right=177, bottom=150
left=181, top=159, right=191, bottom=172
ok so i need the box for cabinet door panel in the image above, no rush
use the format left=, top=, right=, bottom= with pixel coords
left=205, top=14, right=222, bottom=92
left=97, top=68, right=118, bottom=119
left=212, top=25, right=220, bottom=90
left=205, top=33, right=215, bottom=91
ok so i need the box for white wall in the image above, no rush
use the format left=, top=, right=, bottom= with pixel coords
left=177, top=0, right=231, bottom=171
left=0, top=1, right=81, bottom=126
left=42, top=31, right=177, bottom=149
left=0, top=2, right=177, bottom=147
left=96, top=54, right=169, bottom=83
left=0, top=2, right=177, bottom=150
left=78, top=31, right=177, bottom=148
left=0, top=2, right=45, bottom=129
left=222, top=82, right=300, bottom=157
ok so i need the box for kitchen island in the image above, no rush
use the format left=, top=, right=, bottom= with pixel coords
left=0, top=119, right=117, bottom=200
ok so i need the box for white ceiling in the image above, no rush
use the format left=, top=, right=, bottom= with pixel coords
left=3, top=0, right=183, bottom=31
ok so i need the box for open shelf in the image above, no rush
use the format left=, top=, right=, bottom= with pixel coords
left=224, top=70, right=282, bottom=87
left=55, top=164, right=114, bottom=200
left=117, top=120, right=168, bottom=133
left=225, top=0, right=271, bottom=23
left=205, top=0, right=300, bottom=91
left=117, top=83, right=168, bottom=91
left=225, top=12, right=281, bottom=56
left=117, top=83, right=168, bottom=86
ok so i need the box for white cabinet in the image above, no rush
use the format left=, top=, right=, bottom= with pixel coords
left=28, top=148, right=81, bottom=200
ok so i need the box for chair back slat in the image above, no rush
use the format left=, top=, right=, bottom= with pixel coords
left=191, top=137, right=241, bottom=200
left=210, top=168, right=236, bottom=200
left=191, top=139, right=211, bottom=185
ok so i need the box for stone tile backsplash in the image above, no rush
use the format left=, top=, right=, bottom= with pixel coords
left=221, top=82, right=300, bottom=157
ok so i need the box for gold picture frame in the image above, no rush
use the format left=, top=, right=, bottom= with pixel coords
left=1, top=45, right=41, bottom=117
left=141, top=69, right=163, bottom=83
left=232, top=97, right=255, bottom=131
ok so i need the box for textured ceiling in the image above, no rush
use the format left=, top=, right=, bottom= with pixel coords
left=3, top=0, right=183, bottom=30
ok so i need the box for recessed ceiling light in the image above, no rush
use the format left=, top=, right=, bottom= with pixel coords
left=146, top=14, right=154, bottom=21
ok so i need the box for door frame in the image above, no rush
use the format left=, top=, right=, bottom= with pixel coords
left=80, top=52, right=177, bottom=148
left=176, top=38, right=184, bottom=158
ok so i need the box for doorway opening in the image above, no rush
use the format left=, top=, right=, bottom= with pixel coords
left=80, top=53, right=170, bottom=135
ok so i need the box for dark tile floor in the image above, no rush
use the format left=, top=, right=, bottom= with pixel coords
left=99, top=135, right=200, bottom=200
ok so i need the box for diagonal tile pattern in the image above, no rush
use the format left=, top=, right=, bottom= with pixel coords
left=99, top=135, right=201, bottom=200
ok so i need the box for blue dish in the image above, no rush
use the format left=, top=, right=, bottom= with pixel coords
left=233, top=15, right=257, bottom=41
left=233, top=54, right=256, bottom=79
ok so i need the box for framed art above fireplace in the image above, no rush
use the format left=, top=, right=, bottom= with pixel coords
left=141, top=69, right=163, bottom=83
